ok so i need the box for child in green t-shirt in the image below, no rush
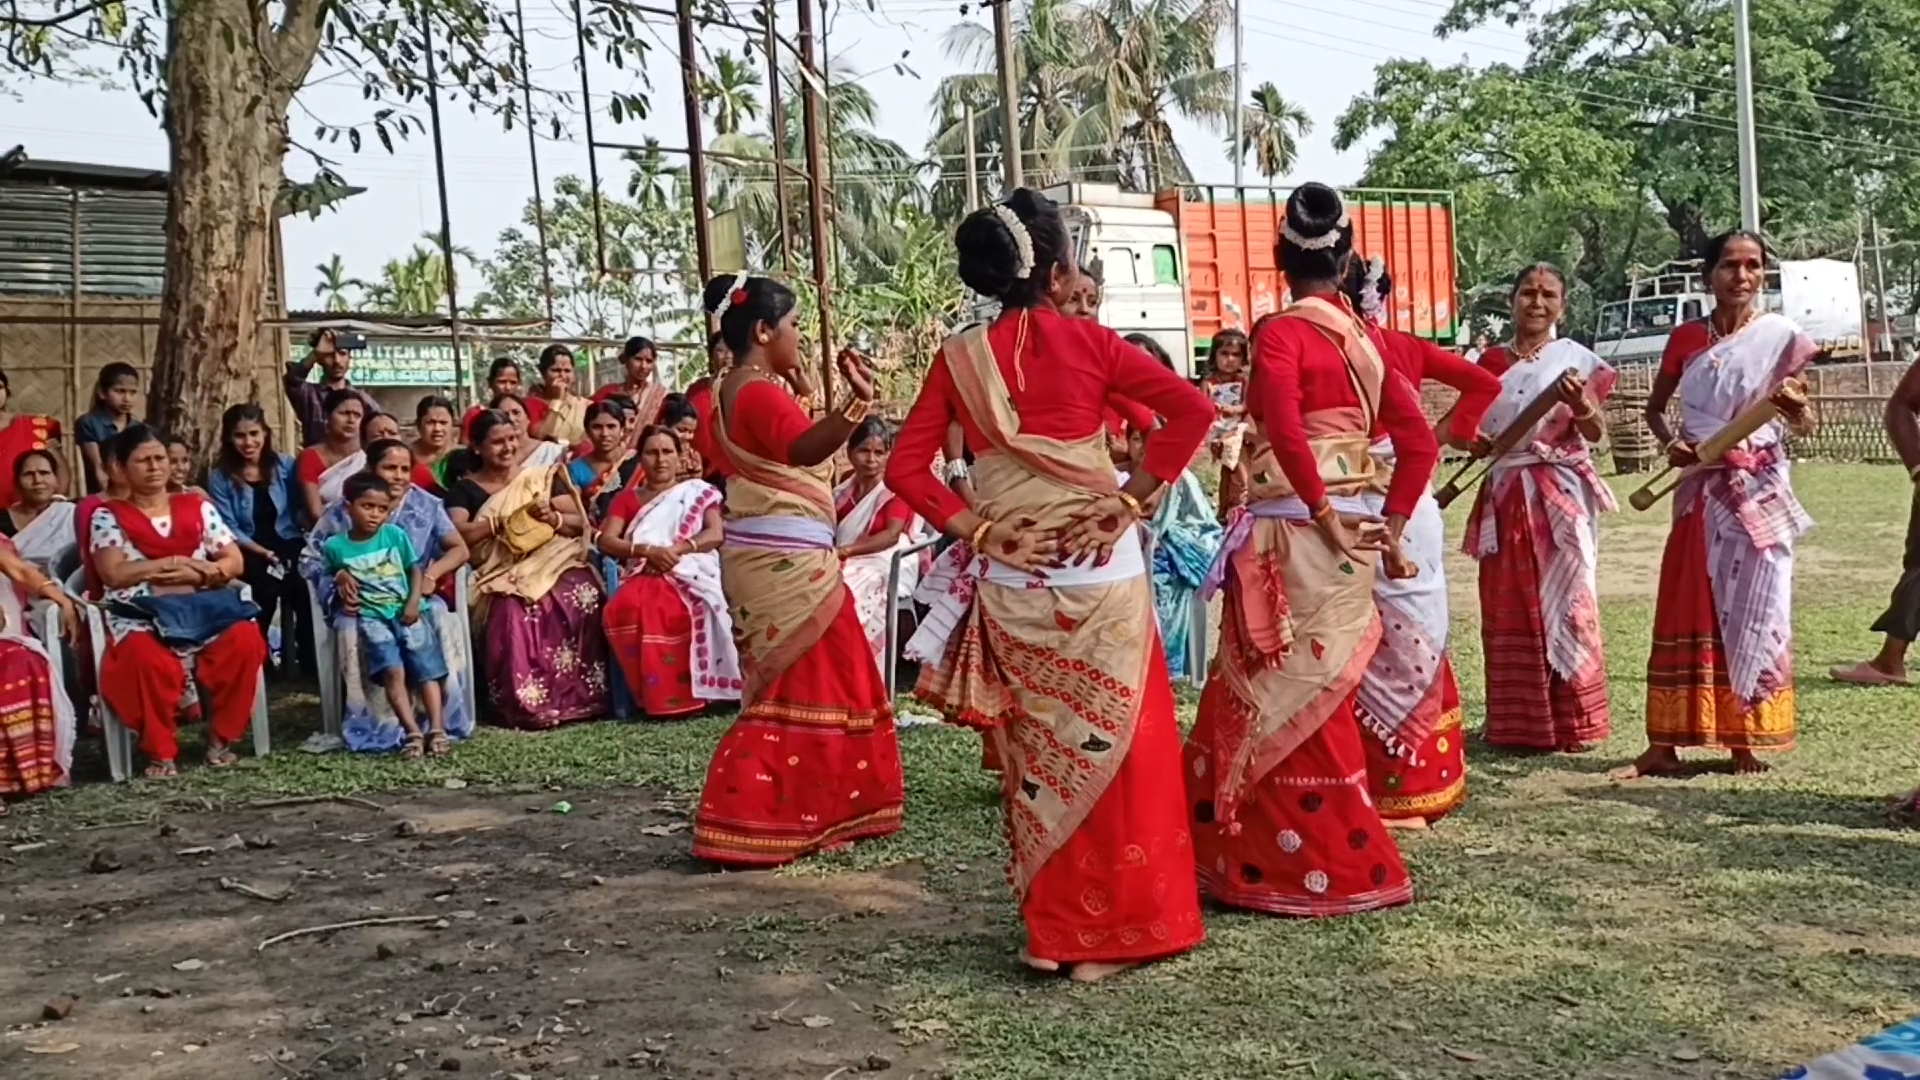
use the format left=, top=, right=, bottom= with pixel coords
left=323, top=474, right=451, bottom=758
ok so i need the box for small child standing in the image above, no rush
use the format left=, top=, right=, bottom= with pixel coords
left=323, top=474, right=450, bottom=758
left=1202, top=328, right=1251, bottom=516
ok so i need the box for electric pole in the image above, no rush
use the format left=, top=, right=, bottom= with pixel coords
left=1231, top=0, right=1243, bottom=189
left=1731, top=0, right=1761, bottom=232
left=992, top=0, right=1023, bottom=190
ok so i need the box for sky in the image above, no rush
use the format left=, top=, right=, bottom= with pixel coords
left=8, top=0, right=1526, bottom=309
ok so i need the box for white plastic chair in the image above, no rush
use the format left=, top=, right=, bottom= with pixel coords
left=63, top=570, right=270, bottom=782
left=881, top=536, right=942, bottom=700
left=312, top=566, right=476, bottom=738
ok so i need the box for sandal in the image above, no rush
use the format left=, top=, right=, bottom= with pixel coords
left=204, top=745, right=240, bottom=769
left=143, top=760, right=179, bottom=780
left=426, top=731, right=451, bottom=758
left=401, top=733, right=425, bottom=760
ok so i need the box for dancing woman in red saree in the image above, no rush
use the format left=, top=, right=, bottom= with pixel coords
left=1622, top=231, right=1818, bottom=778
left=1186, top=184, right=1437, bottom=918
left=889, top=189, right=1213, bottom=982
left=1345, top=257, right=1498, bottom=827
left=690, top=273, right=905, bottom=867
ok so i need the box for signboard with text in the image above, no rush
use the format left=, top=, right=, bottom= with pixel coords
left=286, top=339, right=474, bottom=388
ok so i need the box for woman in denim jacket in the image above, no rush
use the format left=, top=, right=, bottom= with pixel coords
left=208, top=404, right=314, bottom=678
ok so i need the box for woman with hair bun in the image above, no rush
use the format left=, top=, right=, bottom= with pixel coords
left=1185, top=182, right=1438, bottom=919
left=1340, top=255, right=1500, bottom=828
left=1466, top=263, right=1618, bottom=755
left=1619, top=230, right=1817, bottom=778
left=887, top=188, right=1214, bottom=982
left=689, top=270, right=906, bottom=867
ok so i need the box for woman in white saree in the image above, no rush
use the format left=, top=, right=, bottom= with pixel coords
left=598, top=427, right=740, bottom=717
left=295, top=389, right=367, bottom=526
left=833, top=419, right=928, bottom=678
left=2, top=449, right=76, bottom=583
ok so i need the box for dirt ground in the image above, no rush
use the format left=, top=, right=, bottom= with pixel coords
left=0, top=789, right=955, bottom=1080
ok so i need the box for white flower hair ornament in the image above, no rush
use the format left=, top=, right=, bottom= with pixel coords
left=711, top=271, right=751, bottom=319
left=1358, top=256, right=1389, bottom=326
left=1282, top=210, right=1351, bottom=251
left=991, top=203, right=1037, bottom=280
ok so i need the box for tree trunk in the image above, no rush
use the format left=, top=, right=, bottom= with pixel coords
left=150, top=0, right=314, bottom=454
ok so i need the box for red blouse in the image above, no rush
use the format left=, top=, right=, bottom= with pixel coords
left=1371, top=327, right=1500, bottom=444
left=1249, top=315, right=1439, bottom=520
left=1103, top=395, right=1158, bottom=439
left=727, top=378, right=814, bottom=463
left=835, top=485, right=915, bottom=536
left=685, top=380, right=736, bottom=478
left=295, top=447, right=330, bottom=485
left=1658, top=321, right=1713, bottom=380
left=887, top=308, right=1213, bottom=532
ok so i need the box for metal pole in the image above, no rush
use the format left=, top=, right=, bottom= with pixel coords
left=678, top=0, right=714, bottom=286
left=511, top=0, right=555, bottom=328
left=570, top=0, right=609, bottom=284
left=992, top=0, right=1023, bottom=190
left=422, top=8, right=466, bottom=406
left=765, top=0, right=793, bottom=273
left=1231, top=0, right=1243, bottom=189
left=1872, top=211, right=1892, bottom=358
left=795, top=0, right=835, bottom=399
left=1731, top=0, right=1761, bottom=232
left=963, top=103, right=981, bottom=211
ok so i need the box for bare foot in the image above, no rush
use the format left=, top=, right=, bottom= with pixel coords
left=1383, top=816, right=1430, bottom=831
left=1888, top=787, right=1920, bottom=824
left=1563, top=742, right=1602, bottom=755
left=1610, top=746, right=1682, bottom=780
left=1018, top=949, right=1060, bottom=974
left=1731, top=750, right=1771, bottom=775
left=1830, top=660, right=1908, bottom=687
left=1068, top=961, right=1138, bottom=984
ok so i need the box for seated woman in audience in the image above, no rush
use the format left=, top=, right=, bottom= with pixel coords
left=444, top=410, right=609, bottom=729
left=304, top=438, right=473, bottom=751
left=833, top=418, right=927, bottom=677
left=296, top=389, right=368, bottom=526
left=410, top=395, right=458, bottom=496
left=164, top=436, right=201, bottom=494
left=0, top=368, right=69, bottom=505
left=89, top=426, right=268, bottom=777
left=208, top=404, right=313, bottom=679
left=3, top=450, right=78, bottom=584
left=0, top=530, right=81, bottom=814
left=662, top=394, right=703, bottom=480
left=533, top=344, right=591, bottom=446
left=363, top=412, right=402, bottom=445
left=75, top=450, right=129, bottom=600
left=463, top=358, right=547, bottom=442
left=599, top=425, right=739, bottom=718
left=567, top=402, right=632, bottom=517
left=491, top=392, right=568, bottom=469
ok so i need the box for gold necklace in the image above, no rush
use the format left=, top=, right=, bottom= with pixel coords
left=1509, top=336, right=1551, bottom=362
left=1708, top=306, right=1755, bottom=343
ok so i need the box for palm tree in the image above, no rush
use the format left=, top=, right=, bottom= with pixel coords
left=707, top=59, right=924, bottom=275
left=356, top=233, right=477, bottom=315
left=927, top=0, right=1104, bottom=214
left=927, top=0, right=1236, bottom=205
left=1231, top=82, right=1312, bottom=180
left=1073, top=0, right=1235, bottom=192
left=700, top=50, right=763, bottom=136
left=313, top=254, right=355, bottom=311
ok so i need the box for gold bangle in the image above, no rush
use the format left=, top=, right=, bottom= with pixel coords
left=1115, top=491, right=1145, bottom=519
left=1311, top=501, right=1336, bottom=523
left=970, top=519, right=994, bottom=551
left=841, top=397, right=871, bottom=424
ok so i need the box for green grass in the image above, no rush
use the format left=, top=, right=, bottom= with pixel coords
left=13, top=463, right=1920, bottom=1079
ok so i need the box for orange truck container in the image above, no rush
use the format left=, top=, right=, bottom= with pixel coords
left=1157, top=185, right=1460, bottom=347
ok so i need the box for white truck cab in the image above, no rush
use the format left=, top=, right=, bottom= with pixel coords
left=1043, top=183, right=1195, bottom=377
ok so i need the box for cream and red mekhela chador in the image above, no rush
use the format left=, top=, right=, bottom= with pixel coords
left=1354, top=327, right=1498, bottom=821
left=1644, top=315, right=1817, bottom=753
left=1187, top=296, right=1437, bottom=917
left=888, top=307, right=1213, bottom=968
left=691, top=377, right=905, bottom=866
left=1465, top=339, right=1618, bottom=751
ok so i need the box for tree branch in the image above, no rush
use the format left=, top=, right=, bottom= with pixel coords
left=0, top=0, right=119, bottom=28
